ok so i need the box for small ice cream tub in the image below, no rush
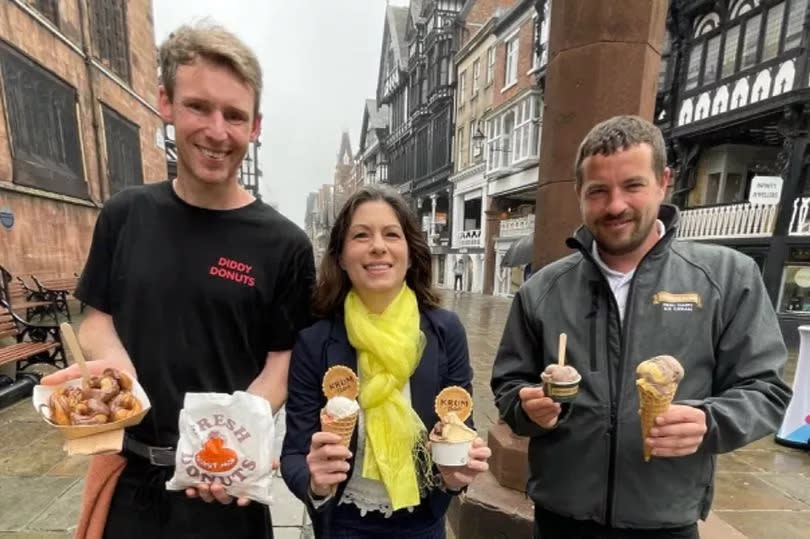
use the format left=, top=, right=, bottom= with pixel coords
left=431, top=386, right=476, bottom=466
left=431, top=437, right=472, bottom=466
left=541, top=373, right=581, bottom=403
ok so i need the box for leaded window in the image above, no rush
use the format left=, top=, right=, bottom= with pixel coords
left=685, top=43, right=703, bottom=90
left=785, top=0, right=808, bottom=50
left=102, top=105, right=143, bottom=196
left=703, top=35, right=721, bottom=84
left=762, top=3, right=785, bottom=61
left=721, top=25, right=740, bottom=78
left=0, top=43, right=86, bottom=198
left=32, top=0, right=58, bottom=26
left=90, top=0, right=130, bottom=82
left=740, top=14, right=761, bottom=70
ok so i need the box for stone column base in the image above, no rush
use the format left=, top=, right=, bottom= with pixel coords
left=446, top=470, right=534, bottom=539
left=487, top=420, right=529, bottom=491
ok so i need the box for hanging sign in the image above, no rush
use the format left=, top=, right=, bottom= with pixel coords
left=748, top=176, right=783, bottom=205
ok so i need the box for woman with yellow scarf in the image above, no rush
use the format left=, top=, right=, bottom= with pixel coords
left=281, top=186, right=490, bottom=538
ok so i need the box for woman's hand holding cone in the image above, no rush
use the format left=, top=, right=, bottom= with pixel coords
left=307, top=432, right=353, bottom=498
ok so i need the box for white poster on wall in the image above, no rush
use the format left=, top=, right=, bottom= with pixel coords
left=748, top=176, right=783, bottom=205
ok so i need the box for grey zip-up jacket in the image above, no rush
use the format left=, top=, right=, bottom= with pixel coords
left=490, top=204, right=792, bottom=529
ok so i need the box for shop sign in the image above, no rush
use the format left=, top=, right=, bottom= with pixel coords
left=748, top=176, right=782, bottom=205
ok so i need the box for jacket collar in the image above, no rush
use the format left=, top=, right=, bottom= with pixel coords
left=566, top=204, right=680, bottom=266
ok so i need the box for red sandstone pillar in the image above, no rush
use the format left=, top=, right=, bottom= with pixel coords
left=533, top=0, right=668, bottom=268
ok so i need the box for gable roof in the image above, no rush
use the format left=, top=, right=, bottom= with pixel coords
left=376, top=5, right=410, bottom=103
left=411, top=0, right=425, bottom=22
left=388, top=5, right=409, bottom=70
left=366, top=99, right=388, bottom=129
left=358, top=99, right=389, bottom=154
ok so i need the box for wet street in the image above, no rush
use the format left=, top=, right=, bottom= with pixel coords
left=0, top=290, right=808, bottom=538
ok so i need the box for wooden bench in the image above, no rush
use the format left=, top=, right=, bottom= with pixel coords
left=0, top=266, right=58, bottom=322
left=0, top=299, right=66, bottom=373
left=32, top=274, right=80, bottom=321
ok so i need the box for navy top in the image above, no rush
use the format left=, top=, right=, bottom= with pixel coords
left=280, top=308, right=473, bottom=537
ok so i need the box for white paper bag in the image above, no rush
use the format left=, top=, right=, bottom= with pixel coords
left=165, top=391, right=275, bottom=505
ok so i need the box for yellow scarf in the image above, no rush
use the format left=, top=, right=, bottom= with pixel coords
left=344, top=284, right=430, bottom=510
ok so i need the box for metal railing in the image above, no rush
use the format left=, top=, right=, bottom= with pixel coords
left=499, top=214, right=535, bottom=238
left=789, top=197, right=810, bottom=235
left=456, top=229, right=483, bottom=248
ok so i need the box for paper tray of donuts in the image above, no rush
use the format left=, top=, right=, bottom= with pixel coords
left=31, top=370, right=151, bottom=455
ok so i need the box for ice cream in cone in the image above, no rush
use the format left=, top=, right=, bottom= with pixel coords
left=320, top=366, right=360, bottom=447
left=321, top=396, right=359, bottom=446
left=636, top=355, right=685, bottom=462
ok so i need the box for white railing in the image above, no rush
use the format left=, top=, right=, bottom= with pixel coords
left=456, top=229, right=483, bottom=248
left=677, top=203, right=777, bottom=240
left=789, top=197, right=810, bottom=235
left=499, top=214, right=535, bottom=238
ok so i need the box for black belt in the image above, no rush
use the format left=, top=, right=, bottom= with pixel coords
left=123, top=433, right=176, bottom=467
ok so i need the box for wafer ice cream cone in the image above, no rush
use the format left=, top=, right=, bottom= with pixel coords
left=319, top=366, right=360, bottom=495
left=320, top=365, right=360, bottom=447
left=636, top=355, right=684, bottom=462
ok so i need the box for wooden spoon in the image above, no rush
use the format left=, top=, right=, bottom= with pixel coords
left=558, top=333, right=567, bottom=366
left=60, top=322, right=90, bottom=385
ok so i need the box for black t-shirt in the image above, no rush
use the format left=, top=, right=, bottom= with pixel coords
left=76, top=180, right=315, bottom=446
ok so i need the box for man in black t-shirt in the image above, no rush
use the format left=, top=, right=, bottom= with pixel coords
left=42, top=23, right=314, bottom=539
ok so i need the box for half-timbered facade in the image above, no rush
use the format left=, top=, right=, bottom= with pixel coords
left=661, top=0, right=810, bottom=345
left=376, top=1, right=464, bottom=281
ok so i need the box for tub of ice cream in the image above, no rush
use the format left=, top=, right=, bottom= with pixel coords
left=541, top=364, right=581, bottom=403
left=430, top=386, right=476, bottom=466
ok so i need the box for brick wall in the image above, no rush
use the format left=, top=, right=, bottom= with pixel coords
left=0, top=191, right=98, bottom=277
left=463, top=0, right=519, bottom=35
left=0, top=0, right=165, bottom=276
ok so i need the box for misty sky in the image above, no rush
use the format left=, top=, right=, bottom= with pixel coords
left=153, top=0, right=409, bottom=227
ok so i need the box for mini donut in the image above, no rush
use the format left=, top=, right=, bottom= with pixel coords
left=84, top=398, right=111, bottom=417
left=48, top=391, right=72, bottom=425
left=103, top=368, right=133, bottom=391
left=69, top=397, right=110, bottom=425
left=83, top=373, right=120, bottom=403
left=70, top=410, right=108, bottom=425
left=47, top=387, right=85, bottom=425
left=110, top=391, right=142, bottom=422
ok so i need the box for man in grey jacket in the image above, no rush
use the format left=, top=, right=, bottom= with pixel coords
left=490, top=115, right=792, bottom=538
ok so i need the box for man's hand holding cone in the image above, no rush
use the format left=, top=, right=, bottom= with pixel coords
left=646, top=405, right=707, bottom=459
left=636, top=355, right=707, bottom=461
